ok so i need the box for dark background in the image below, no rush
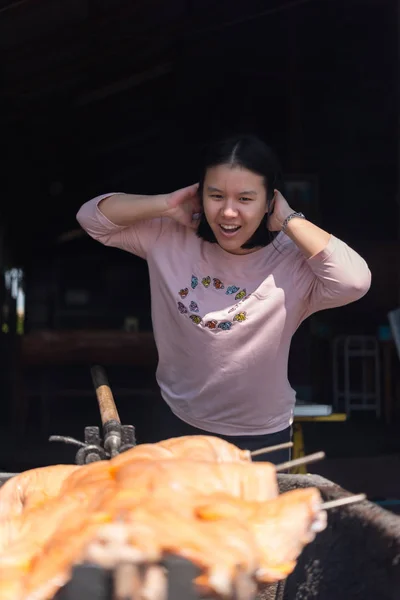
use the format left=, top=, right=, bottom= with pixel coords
left=0, top=0, right=399, bottom=496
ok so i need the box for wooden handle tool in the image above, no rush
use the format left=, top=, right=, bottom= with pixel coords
left=90, top=365, right=122, bottom=457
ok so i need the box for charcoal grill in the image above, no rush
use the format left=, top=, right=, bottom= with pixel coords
left=35, top=474, right=397, bottom=600
left=1, top=365, right=399, bottom=600
left=1, top=470, right=399, bottom=599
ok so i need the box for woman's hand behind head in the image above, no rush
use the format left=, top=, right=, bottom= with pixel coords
left=267, top=190, right=294, bottom=232
left=165, top=183, right=202, bottom=229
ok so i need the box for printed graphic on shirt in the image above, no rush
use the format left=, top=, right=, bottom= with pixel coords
left=235, top=289, right=246, bottom=300
left=176, top=273, right=250, bottom=330
left=190, top=314, right=202, bottom=324
left=177, top=302, right=188, bottom=314
left=233, top=311, right=247, bottom=322
left=226, top=285, right=240, bottom=295
left=213, top=278, right=225, bottom=290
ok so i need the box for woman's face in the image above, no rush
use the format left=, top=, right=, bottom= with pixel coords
left=203, top=164, right=268, bottom=255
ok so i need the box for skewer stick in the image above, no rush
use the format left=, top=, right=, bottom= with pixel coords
left=321, top=493, right=366, bottom=510
left=250, top=441, right=293, bottom=457
left=275, top=451, right=325, bottom=472
left=233, top=570, right=257, bottom=600
left=141, top=565, right=167, bottom=600
left=113, top=562, right=141, bottom=600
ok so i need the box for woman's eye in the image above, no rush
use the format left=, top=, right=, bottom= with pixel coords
left=211, top=194, right=223, bottom=199
left=240, top=197, right=251, bottom=202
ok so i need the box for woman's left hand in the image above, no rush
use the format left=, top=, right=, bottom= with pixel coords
left=267, top=190, right=295, bottom=232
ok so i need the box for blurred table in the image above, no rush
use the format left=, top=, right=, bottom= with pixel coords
left=292, top=406, right=347, bottom=474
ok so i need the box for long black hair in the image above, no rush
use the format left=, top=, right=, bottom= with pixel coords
left=196, top=134, right=283, bottom=249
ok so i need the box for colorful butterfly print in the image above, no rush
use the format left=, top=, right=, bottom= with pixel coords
left=189, top=301, right=199, bottom=313
left=190, top=315, right=202, bottom=325
left=202, top=276, right=211, bottom=288
left=233, top=312, right=247, bottom=322
left=235, top=289, right=247, bottom=300
left=177, top=302, right=188, bottom=314
left=218, top=321, right=232, bottom=330
left=179, top=288, right=189, bottom=299
left=226, top=285, right=240, bottom=295
left=213, top=278, right=225, bottom=290
left=205, top=320, right=218, bottom=329
left=191, top=275, right=199, bottom=289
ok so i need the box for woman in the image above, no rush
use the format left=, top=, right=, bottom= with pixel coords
left=76, top=134, right=371, bottom=463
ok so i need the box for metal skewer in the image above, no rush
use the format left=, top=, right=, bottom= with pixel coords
left=321, top=493, right=366, bottom=510
left=250, top=441, right=293, bottom=457
left=275, top=451, right=325, bottom=472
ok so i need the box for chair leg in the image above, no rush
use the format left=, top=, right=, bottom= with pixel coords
left=291, top=423, right=307, bottom=475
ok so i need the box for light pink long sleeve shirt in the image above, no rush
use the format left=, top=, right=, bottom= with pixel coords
left=76, top=195, right=371, bottom=436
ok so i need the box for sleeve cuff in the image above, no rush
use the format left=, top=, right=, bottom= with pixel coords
left=94, top=193, right=126, bottom=230
left=307, top=234, right=336, bottom=264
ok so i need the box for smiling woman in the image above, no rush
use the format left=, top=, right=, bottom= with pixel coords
left=202, top=166, right=268, bottom=252
left=75, top=133, right=371, bottom=464
left=196, top=134, right=280, bottom=251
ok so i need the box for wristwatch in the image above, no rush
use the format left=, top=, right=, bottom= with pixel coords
left=281, top=212, right=306, bottom=233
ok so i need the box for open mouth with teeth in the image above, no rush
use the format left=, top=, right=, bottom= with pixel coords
left=219, top=224, right=242, bottom=236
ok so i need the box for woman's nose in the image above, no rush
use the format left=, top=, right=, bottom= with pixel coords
left=221, top=201, right=238, bottom=218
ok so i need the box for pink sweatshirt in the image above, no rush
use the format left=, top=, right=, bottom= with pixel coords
left=77, top=195, right=371, bottom=436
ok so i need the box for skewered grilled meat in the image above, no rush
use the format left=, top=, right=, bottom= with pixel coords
left=0, top=436, right=328, bottom=600
left=115, top=459, right=278, bottom=502
left=20, top=487, right=325, bottom=599
left=195, top=487, right=326, bottom=582
left=0, top=465, right=78, bottom=520
left=157, top=435, right=251, bottom=462
left=59, top=460, right=113, bottom=493
left=0, top=435, right=253, bottom=524
left=110, top=435, right=251, bottom=471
